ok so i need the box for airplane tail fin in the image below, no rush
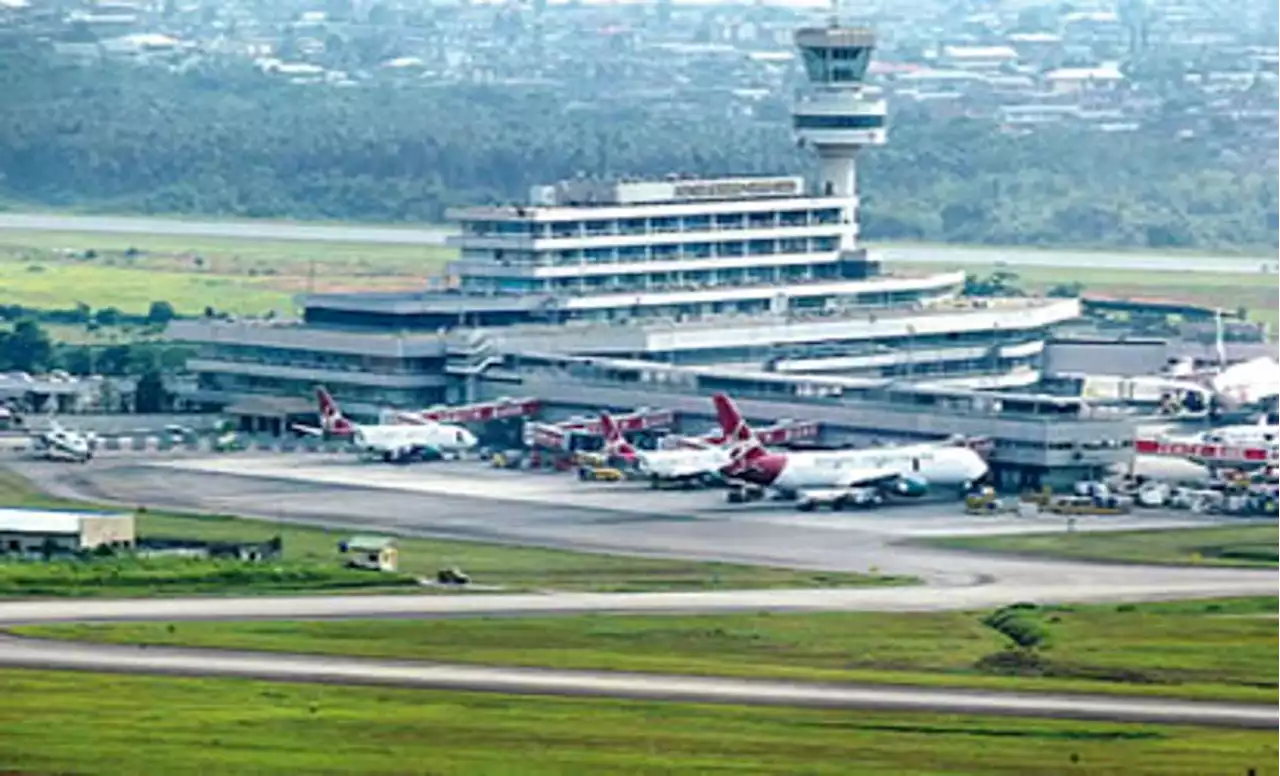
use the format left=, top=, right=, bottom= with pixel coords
left=712, top=393, right=766, bottom=465
left=599, top=412, right=637, bottom=458
left=712, top=392, right=756, bottom=445
left=316, top=387, right=354, bottom=435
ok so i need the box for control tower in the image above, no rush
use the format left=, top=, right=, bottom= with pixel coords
left=792, top=23, right=887, bottom=261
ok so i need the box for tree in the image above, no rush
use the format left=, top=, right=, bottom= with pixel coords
left=0, top=320, right=52, bottom=372
left=134, top=369, right=169, bottom=413
left=93, top=307, right=122, bottom=327
left=146, top=301, right=176, bottom=326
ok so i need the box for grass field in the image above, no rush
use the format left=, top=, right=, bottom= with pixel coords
left=903, top=262, right=1280, bottom=332
left=18, top=597, right=1277, bottom=703
left=0, top=469, right=906, bottom=595
left=925, top=524, right=1279, bottom=569
left=0, top=229, right=450, bottom=316
left=0, top=669, right=1273, bottom=776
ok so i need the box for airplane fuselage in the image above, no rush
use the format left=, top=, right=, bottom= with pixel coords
left=634, top=447, right=732, bottom=481
left=353, top=423, right=477, bottom=461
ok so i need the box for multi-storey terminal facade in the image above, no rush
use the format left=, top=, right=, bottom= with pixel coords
left=446, top=175, right=949, bottom=321
left=167, top=22, right=1126, bottom=485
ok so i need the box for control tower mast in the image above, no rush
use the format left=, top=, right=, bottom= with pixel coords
left=792, top=7, right=886, bottom=264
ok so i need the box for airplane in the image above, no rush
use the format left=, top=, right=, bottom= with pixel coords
left=1197, top=415, right=1279, bottom=447
left=597, top=411, right=732, bottom=488
left=29, top=418, right=96, bottom=463
left=1162, top=312, right=1279, bottom=414
left=293, top=388, right=478, bottom=464
left=710, top=392, right=989, bottom=511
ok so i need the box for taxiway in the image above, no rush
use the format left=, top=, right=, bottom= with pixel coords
left=1, top=454, right=1274, bottom=727
left=0, top=634, right=1270, bottom=729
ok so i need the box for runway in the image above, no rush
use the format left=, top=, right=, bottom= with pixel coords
left=0, top=634, right=1270, bottom=729
left=1, top=455, right=1275, bottom=727
left=3, top=212, right=1274, bottom=273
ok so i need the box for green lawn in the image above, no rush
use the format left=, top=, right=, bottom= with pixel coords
left=0, top=469, right=906, bottom=595
left=19, top=597, right=1277, bottom=703
left=0, top=669, right=1273, bottom=776
left=925, top=524, right=1279, bottom=569
left=899, top=261, right=1279, bottom=333
left=0, top=228, right=451, bottom=316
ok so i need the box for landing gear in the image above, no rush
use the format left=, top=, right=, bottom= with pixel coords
left=727, top=486, right=766, bottom=504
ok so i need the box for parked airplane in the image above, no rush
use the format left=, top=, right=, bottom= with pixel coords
left=598, top=412, right=731, bottom=487
left=711, top=393, right=989, bottom=511
left=30, top=418, right=96, bottom=463
left=1198, top=415, right=1279, bottom=447
left=293, top=388, right=478, bottom=463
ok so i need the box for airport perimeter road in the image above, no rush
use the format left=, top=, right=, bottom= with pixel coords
left=0, top=635, right=1270, bottom=729
left=875, top=244, right=1277, bottom=274
left=0, top=213, right=452, bottom=246
left=3, top=212, right=1274, bottom=273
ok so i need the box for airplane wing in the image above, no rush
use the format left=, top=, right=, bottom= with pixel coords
left=290, top=423, right=325, bottom=437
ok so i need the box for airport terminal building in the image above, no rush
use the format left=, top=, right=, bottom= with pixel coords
left=167, top=24, right=1132, bottom=489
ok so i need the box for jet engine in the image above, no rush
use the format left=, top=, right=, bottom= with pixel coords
left=890, top=475, right=928, bottom=497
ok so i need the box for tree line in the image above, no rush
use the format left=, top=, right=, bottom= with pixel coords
left=0, top=46, right=1275, bottom=251
left=0, top=319, right=192, bottom=377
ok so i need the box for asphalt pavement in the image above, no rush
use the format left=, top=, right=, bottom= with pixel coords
left=0, top=634, right=1270, bottom=729
left=1, top=456, right=1275, bottom=727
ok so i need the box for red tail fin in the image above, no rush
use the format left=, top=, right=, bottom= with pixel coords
left=599, top=412, right=637, bottom=458
left=712, top=392, right=754, bottom=444
left=711, top=393, right=766, bottom=468
left=316, top=387, right=353, bottom=435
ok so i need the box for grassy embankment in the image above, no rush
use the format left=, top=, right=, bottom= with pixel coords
left=0, top=469, right=904, bottom=596
left=0, top=228, right=452, bottom=318
left=925, top=524, right=1279, bottom=569
left=1, top=669, right=1273, bottom=776
left=18, top=596, right=1276, bottom=704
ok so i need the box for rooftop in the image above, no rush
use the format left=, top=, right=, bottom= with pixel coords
left=0, top=507, right=133, bottom=535
left=454, top=175, right=809, bottom=217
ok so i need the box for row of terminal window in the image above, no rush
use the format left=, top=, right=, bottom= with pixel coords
left=468, top=237, right=843, bottom=266
left=463, top=208, right=845, bottom=239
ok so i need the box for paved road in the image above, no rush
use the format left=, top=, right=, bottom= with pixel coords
left=0, top=635, right=1270, bottom=729
left=0, top=213, right=453, bottom=246
left=24, top=459, right=1278, bottom=595
left=2, top=458, right=1275, bottom=726
left=3, top=212, right=1274, bottom=273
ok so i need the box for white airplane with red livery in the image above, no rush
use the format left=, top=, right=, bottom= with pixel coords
left=598, top=411, right=733, bottom=487
left=711, top=393, right=989, bottom=511
left=294, top=388, right=477, bottom=463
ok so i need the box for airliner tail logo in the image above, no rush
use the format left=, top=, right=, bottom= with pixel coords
left=316, top=387, right=353, bottom=434
left=599, top=412, right=636, bottom=457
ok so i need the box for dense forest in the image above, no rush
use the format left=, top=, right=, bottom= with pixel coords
left=1, top=48, right=1276, bottom=251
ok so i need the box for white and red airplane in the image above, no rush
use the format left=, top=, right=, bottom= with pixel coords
left=598, top=411, right=733, bottom=487
left=293, top=388, right=477, bottom=463
left=711, top=393, right=989, bottom=511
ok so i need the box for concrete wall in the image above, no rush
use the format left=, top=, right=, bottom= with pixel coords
left=0, top=532, right=77, bottom=555
left=80, top=515, right=137, bottom=549
left=1044, top=339, right=1170, bottom=376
